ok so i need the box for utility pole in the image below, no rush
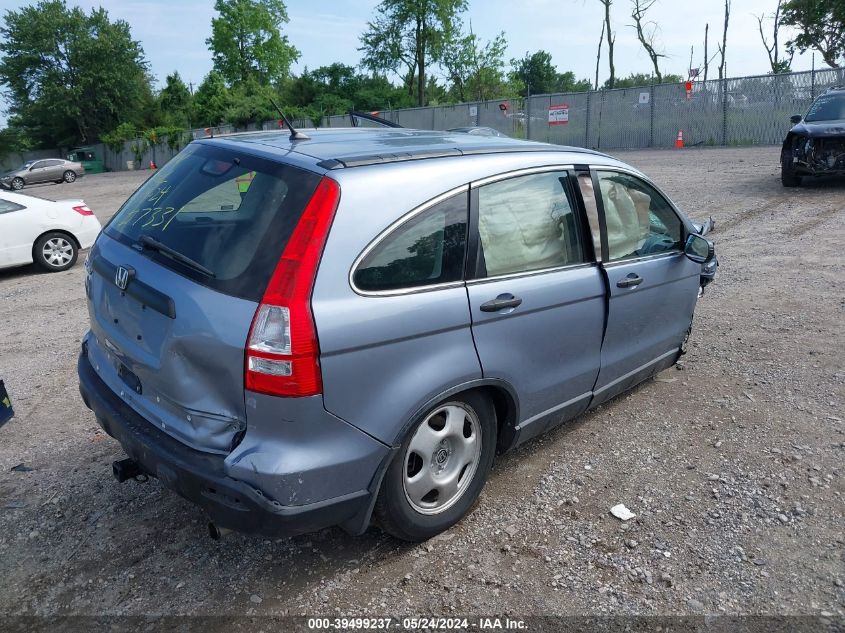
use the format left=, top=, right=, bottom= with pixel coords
left=523, top=51, right=531, bottom=141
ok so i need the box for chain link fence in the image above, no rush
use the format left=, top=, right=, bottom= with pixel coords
left=323, top=67, right=845, bottom=150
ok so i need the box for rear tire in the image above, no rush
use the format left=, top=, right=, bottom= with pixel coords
left=374, top=392, right=496, bottom=542
left=11, top=177, right=24, bottom=191
left=62, top=170, right=77, bottom=183
left=781, top=150, right=802, bottom=187
left=33, top=232, right=78, bottom=272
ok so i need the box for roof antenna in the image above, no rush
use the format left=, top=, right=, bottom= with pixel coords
left=269, top=98, right=311, bottom=141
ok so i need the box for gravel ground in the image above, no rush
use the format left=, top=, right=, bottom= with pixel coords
left=0, top=147, right=842, bottom=622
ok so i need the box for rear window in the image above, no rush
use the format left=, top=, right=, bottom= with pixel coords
left=104, top=143, right=321, bottom=301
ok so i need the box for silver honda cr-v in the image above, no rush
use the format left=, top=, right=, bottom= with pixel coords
left=78, top=127, right=716, bottom=542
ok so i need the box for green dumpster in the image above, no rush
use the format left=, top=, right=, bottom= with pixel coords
left=67, top=147, right=105, bottom=174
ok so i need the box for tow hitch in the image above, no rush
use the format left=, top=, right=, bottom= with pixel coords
left=112, top=458, right=146, bottom=483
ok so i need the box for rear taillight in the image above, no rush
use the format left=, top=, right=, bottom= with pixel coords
left=72, top=204, right=94, bottom=216
left=245, top=176, right=340, bottom=397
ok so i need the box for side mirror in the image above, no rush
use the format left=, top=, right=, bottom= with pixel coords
left=684, top=233, right=714, bottom=264
left=790, top=114, right=802, bottom=124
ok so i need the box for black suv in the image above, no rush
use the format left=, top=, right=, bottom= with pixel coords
left=782, top=87, right=845, bottom=187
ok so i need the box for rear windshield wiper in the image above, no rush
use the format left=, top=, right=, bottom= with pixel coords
left=137, top=235, right=216, bottom=278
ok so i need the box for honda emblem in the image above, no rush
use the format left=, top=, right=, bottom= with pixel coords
left=115, top=266, right=131, bottom=290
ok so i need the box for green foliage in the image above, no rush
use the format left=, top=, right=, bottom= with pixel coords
left=360, top=0, right=468, bottom=106
left=224, top=77, right=280, bottom=127
left=604, top=72, right=684, bottom=89
left=509, top=51, right=592, bottom=95
left=130, top=139, right=148, bottom=165
left=192, top=71, right=232, bottom=127
left=159, top=72, right=193, bottom=127
left=282, top=64, right=415, bottom=117
left=207, top=0, right=299, bottom=85
left=0, top=125, right=30, bottom=160
left=0, top=0, right=149, bottom=148
left=100, top=122, right=138, bottom=153
left=442, top=29, right=508, bottom=102
left=781, top=0, right=845, bottom=68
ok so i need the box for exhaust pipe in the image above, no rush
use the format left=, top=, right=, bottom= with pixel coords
left=112, top=458, right=142, bottom=483
left=208, top=522, right=232, bottom=541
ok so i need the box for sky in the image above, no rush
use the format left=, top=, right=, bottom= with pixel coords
left=0, top=0, right=821, bottom=127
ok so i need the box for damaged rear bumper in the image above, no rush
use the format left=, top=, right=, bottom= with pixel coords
left=78, top=347, right=392, bottom=537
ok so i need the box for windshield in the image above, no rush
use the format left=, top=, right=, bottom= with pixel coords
left=104, top=143, right=322, bottom=301
left=805, top=93, right=845, bottom=122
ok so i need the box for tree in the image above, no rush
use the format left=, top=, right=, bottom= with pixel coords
left=442, top=27, right=508, bottom=102
left=604, top=72, right=683, bottom=89
left=510, top=51, right=591, bottom=95
left=192, top=70, right=232, bottom=127
left=224, top=77, right=279, bottom=127
left=630, top=0, right=665, bottom=83
left=595, top=20, right=605, bottom=90
left=598, top=0, right=616, bottom=89
left=718, top=0, right=730, bottom=80
left=0, top=0, right=149, bottom=147
left=781, top=0, right=845, bottom=68
left=510, top=51, right=558, bottom=95
left=359, top=0, right=467, bottom=106
left=207, top=0, right=299, bottom=86
left=756, top=1, right=794, bottom=74
left=159, top=72, right=193, bottom=127
left=555, top=72, right=593, bottom=93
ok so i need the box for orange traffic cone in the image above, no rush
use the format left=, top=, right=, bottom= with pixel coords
left=149, top=160, right=157, bottom=170
left=675, top=129, right=684, bottom=149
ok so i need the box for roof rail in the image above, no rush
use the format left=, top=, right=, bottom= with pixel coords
left=348, top=111, right=403, bottom=128
left=315, top=143, right=605, bottom=170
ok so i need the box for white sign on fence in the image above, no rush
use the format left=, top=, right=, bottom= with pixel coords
left=548, top=104, right=569, bottom=125
left=469, top=105, right=478, bottom=117
left=639, top=92, right=650, bottom=104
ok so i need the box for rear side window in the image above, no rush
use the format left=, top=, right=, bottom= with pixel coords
left=104, top=143, right=321, bottom=301
left=354, top=193, right=467, bottom=292
left=476, top=171, right=584, bottom=277
left=0, top=199, right=25, bottom=214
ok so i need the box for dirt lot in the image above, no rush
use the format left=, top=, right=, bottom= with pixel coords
left=0, top=147, right=842, bottom=623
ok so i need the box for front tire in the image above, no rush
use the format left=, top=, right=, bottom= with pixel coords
left=62, top=170, right=77, bottom=183
left=374, top=392, right=496, bottom=542
left=11, top=177, right=24, bottom=191
left=781, top=150, right=802, bottom=187
left=34, top=232, right=78, bottom=272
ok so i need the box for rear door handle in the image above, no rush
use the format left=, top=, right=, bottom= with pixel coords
left=480, top=293, right=523, bottom=312
left=616, top=273, right=643, bottom=288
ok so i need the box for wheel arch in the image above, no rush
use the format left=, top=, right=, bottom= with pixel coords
left=340, top=379, right=520, bottom=537
left=390, top=378, right=520, bottom=453
left=32, top=229, right=81, bottom=258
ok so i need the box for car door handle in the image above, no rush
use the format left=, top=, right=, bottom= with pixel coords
left=480, top=293, right=523, bottom=312
left=616, top=273, right=643, bottom=288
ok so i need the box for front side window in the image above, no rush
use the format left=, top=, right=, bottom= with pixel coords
left=0, top=199, right=25, bottom=214
left=476, top=171, right=584, bottom=277
left=596, top=171, right=682, bottom=262
left=354, top=193, right=467, bottom=292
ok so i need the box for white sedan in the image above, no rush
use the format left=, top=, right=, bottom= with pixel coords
left=0, top=191, right=101, bottom=272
